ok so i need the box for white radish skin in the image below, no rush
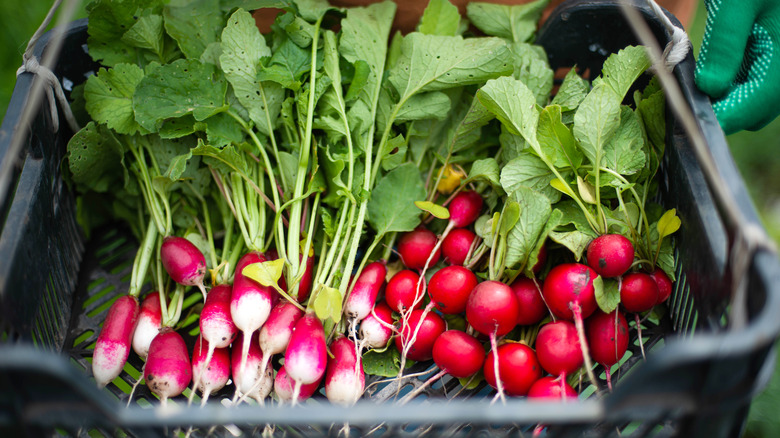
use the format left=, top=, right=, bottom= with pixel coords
left=93, top=295, right=139, bottom=388
left=344, top=261, right=387, bottom=321
left=132, top=291, right=161, bottom=360
left=230, top=333, right=272, bottom=403
left=325, top=335, right=365, bottom=405
left=359, top=302, right=395, bottom=349
left=275, top=365, right=321, bottom=403
left=285, top=312, right=327, bottom=386
left=144, top=327, right=192, bottom=403
left=231, top=252, right=274, bottom=375
left=192, top=335, right=230, bottom=400
left=201, top=284, right=238, bottom=349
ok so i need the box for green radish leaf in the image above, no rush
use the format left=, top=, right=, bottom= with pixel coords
left=313, top=285, right=343, bottom=323
left=549, top=229, right=595, bottom=261
left=577, top=175, right=597, bottom=205
left=477, top=76, right=540, bottom=151
left=191, top=141, right=249, bottom=175
left=602, top=107, right=646, bottom=176
left=500, top=129, right=528, bottom=162
left=362, top=348, right=410, bottom=377
left=278, top=151, right=299, bottom=198
left=505, top=187, right=552, bottom=269
left=163, top=150, right=193, bottom=181
left=368, top=163, right=427, bottom=235
left=381, top=135, right=408, bottom=171
left=418, top=0, right=461, bottom=36
left=86, top=0, right=167, bottom=67
left=84, top=64, right=147, bottom=135
left=134, top=59, right=228, bottom=131
left=242, top=258, right=286, bottom=287
left=657, top=209, right=681, bottom=239
left=524, top=208, right=562, bottom=277
left=500, top=151, right=562, bottom=203
left=500, top=201, right=521, bottom=237
left=159, top=115, right=197, bottom=139
left=415, top=201, right=450, bottom=220
left=443, top=313, right=467, bottom=332
left=594, top=276, right=620, bottom=313
left=537, top=105, right=581, bottom=170
left=152, top=175, right=174, bottom=199
left=599, top=45, right=651, bottom=100
left=475, top=214, right=495, bottom=248
left=202, top=112, right=245, bottom=148
left=466, top=0, right=549, bottom=42
left=552, top=68, right=589, bottom=111
left=637, top=87, right=666, bottom=152
left=294, top=0, right=338, bottom=21
left=163, top=0, right=224, bottom=60
left=458, top=370, right=484, bottom=390
left=121, top=14, right=164, bottom=56
left=511, top=42, right=553, bottom=106
left=394, top=92, right=452, bottom=123
left=256, top=37, right=311, bottom=91
left=450, top=96, right=495, bottom=152
left=66, top=122, right=127, bottom=192
left=466, top=158, right=501, bottom=188
left=572, top=82, right=622, bottom=169
left=657, top=238, right=677, bottom=281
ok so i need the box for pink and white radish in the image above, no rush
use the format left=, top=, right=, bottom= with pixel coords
left=344, top=261, right=387, bottom=321
left=284, top=311, right=327, bottom=404
left=231, top=332, right=273, bottom=404
left=132, top=291, right=161, bottom=361
left=510, top=277, right=547, bottom=326
left=483, top=342, right=542, bottom=397
left=231, top=251, right=274, bottom=376
left=325, top=335, right=365, bottom=405
left=275, top=365, right=321, bottom=403
left=160, top=236, right=208, bottom=296
left=359, top=302, right=396, bottom=349
left=441, top=228, right=476, bottom=266
left=191, top=335, right=230, bottom=404
left=384, top=269, right=424, bottom=313
left=586, top=309, right=629, bottom=390
left=93, top=295, right=140, bottom=388
left=252, top=300, right=305, bottom=395
left=586, top=234, right=634, bottom=278
left=144, top=327, right=192, bottom=404
left=428, top=265, right=478, bottom=315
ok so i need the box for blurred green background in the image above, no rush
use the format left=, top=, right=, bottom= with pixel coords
left=1, top=0, right=779, bottom=436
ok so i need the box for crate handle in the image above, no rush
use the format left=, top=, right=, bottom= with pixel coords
left=617, top=0, right=778, bottom=329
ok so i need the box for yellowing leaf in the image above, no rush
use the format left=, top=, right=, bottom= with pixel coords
left=550, top=177, right=575, bottom=198
left=577, top=175, right=597, bottom=204
left=313, top=285, right=343, bottom=323
left=657, top=209, right=681, bottom=239
left=415, top=201, right=450, bottom=220
left=242, top=258, right=285, bottom=287
left=437, top=164, right=466, bottom=194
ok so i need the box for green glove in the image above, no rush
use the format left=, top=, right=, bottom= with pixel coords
left=695, top=0, right=780, bottom=135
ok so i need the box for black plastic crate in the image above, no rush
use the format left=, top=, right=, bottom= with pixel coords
left=2, top=1, right=780, bottom=437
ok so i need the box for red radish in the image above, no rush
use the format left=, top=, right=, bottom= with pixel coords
left=586, top=234, right=635, bottom=278
left=432, top=330, right=485, bottom=378
left=360, top=302, right=395, bottom=349
left=296, top=252, right=315, bottom=303
left=532, top=242, right=548, bottom=274
left=586, top=309, right=629, bottom=390
left=191, top=335, right=230, bottom=403
left=132, top=291, right=161, bottom=360
left=231, top=251, right=274, bottom=375
left=201, top=284, right=238, bottom=349
left=394, top=308, right=446, bottom=362
left=428, top=265, right=478, bottom=314
left=325, top=335, right=365, bottom=405
left=93, top=295, right=139, bottom=388
left=535, top=320, right=583, bottom=377
left=483, top=342, right=542, bottom=397
left=465, top=280, right=520, bottom=337
left=542, top=263, right=598, bottom=321
left=144, top=327, right=192, bottom=403
left=441, top=228, right=476, bottom=266
left=345, top=261, right=387, bottom=321
left=285, top=311, right=327, bottom=402
left=527, top=376, right=578, bottom=400
left=385, top=269, right=424, bottom=313
left=160, top=236, right=207, bottom=291
left=448, top=190, right=483, bottom=228
left=510, top=277, right=547, bottom=326
left=230, top=332, right=273, bottom=403
left=397, top=226, right=441, bottom=271
left=275, top=365, right=321, bottom=403
left=259, top=300, right=304, bottom=358
left=649, top=268, right=673, bottom=304
left=620, top=272, right=660, bottom=313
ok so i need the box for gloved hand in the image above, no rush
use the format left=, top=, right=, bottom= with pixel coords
left=695, top=0, right=780, bottom=135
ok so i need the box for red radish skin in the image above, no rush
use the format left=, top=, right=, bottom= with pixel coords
left=201, top=284, right=238, bottom=349
left=385, top=269, right=424, bottom=313
left=296, top=252, right=315, bottom=303
left=325, top=335, right=366, bottom=405
left=259, top=300, right=305, bottom=358
left=483, top=342, right=542, bottom=397
left=620, top=272, right=660, bottom=313
left=510, top=277, right=547, bottom=326
left=93, top=295, right=140, bottom=388
left=441, top=228, right=476, bottom=266
left=527, top=376, right=578, bottom=400
left=649, top=268, right=674, bottom=304
left=192, top=336, right=230, bottom=400
left=448, top=190, right=483, bottom=228
left=144, top=327, right=192, bottom=402
left=160, top=236, right=207, bottom=287
left=428, top=265, right=478, bottom=315
left=586, top=234, right=635, bottom=278
left=397, top=226, right=441, bottom=271
left=231, top=251, right=274, bottom=375
left=132, top=291, right=161, bottom=360
left=275, top=365, right=321, bottom=403
left=535, top=320, right=583, bottom=377
left=432, top=330, right=485, bottom=378
left=360, top=302, right=395, bottom=349
left=285, top=312, right=327, bottom=388
left=465, top=281, right=520, bottom=337
left=231, top=332, right=273, bottom=403
left=395, top=308, right=447, bottom=362
left=345, top=261, right=387, bottom=321
left=542, top=263, right=598, bottom=321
